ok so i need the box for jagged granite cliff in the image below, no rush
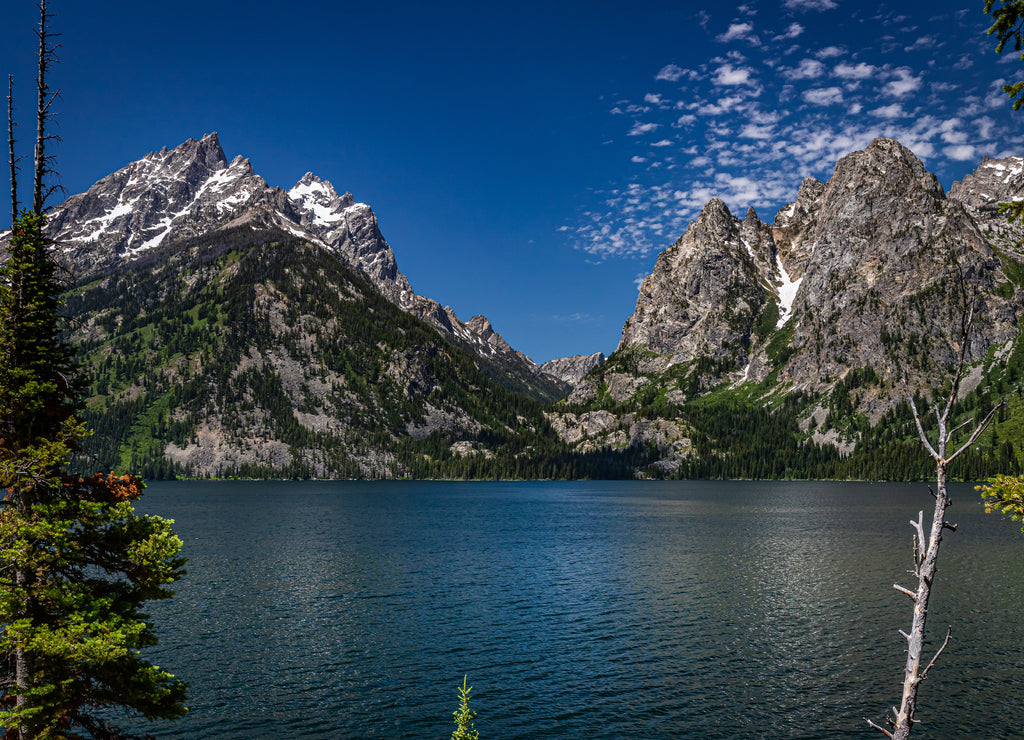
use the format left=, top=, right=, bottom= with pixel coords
left=539, top=353, right=606, bottom=387
left=551, top=138, right=1024, bottom=475
left=13, top=133, right=566, bottom=402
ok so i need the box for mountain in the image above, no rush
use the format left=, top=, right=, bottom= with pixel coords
left=5, top=134, right=1022, bottom=480
left=30, top=133, right=566, bottom=402
left=60, top=224, right=635, bottom=479
left=550, top=138, right=1024, bottom=477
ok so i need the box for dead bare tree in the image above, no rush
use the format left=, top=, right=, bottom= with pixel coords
left=7, top=74, right=17, bottom=224
left=31, top=0, right=60, bottom=216
left=866, top=299, right=1003, bottom=739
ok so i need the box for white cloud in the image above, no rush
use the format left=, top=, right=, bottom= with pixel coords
left=904, top=35, right=936, bottom=53
left=552, top=312, right=592, bottom=322
left=938, top=118, right=967, bottom=144
left=644, top=93, right=664, bottom=105
left=697, top=96, right=744, bottom=115
left=713, top=64, right=756, bottom=86
left=628, top=122, right=661, bottom=136
left=815, top=45, right=845, bottom=59
left=675, top=114, right=697, bottom=126
left=651, top=139, right=673, bottom=147
left=717, top=22, right=758, bottom=44
left=802, top=87, right=844, bottom=105
left=883, top=67, right=923, bottom=97
left=870, top=103, right=905, bottom=118
left=784, top=0, right=838, bottom=11
left=656, top=64, right=692, bottom=82
left=833, top=62, right=875, bottom=79
left=784, top=58, right=825, bottom=80
left=779, top=22, right=805, bottom=39
left=632, top=155, right=648, bottom=163
left=739, top=123, right=774, bottom=139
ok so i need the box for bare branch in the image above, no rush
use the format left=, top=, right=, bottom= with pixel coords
left=866, top=718, right=895, bottom=738
left=942, top=522, right=958, bottom=532
left=948, top=401, right=1004, bottom=463
left=906, top=391, right=939, bottom=461
left=910, top=512, right=925, bottom=568
left=32, top=0, right=60, bottom=215
left=893, top=583, right=917, bottom=600
left=919, top=626, right=952, bottom=683
left=948, top=417, right=974, bottom=439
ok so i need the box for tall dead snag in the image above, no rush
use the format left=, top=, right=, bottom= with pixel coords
left=867, top=301, right=1002, bottom=739
left=32, top=0, right=60, bottom=216
left=7, top=74, right=17, bottom=224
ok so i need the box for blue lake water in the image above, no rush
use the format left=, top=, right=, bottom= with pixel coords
left=125, top=480, right=1024, bottom=738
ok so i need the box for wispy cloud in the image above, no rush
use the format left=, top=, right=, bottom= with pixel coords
left=655, top=64, right=690, bottom=82
left=833, top=62, right=875, bottom=79
left=803, top=86, right=844, bottom=105
left=784, top=0, right=838, bottom=11
left=569, top=4, right=1024, bottom=260
left=717, top=22, right=759, bottom=45
left=713, top=63, right=758, bottom=87
left=628, top=122, right=661, bottom=136
left=784, top=58, right=826, bottom=80
left=883, top=67, right=923, bottom=97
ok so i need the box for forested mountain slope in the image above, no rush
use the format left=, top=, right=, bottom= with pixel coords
left=65, top=225, right=638, bottom=478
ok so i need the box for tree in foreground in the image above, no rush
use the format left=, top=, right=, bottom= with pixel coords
left=450, top=675, right=479, bottom=740
left=1, top=3, right=187, bottom=737
left=866, top=299, right=1001, bottom=739
left=977, top=475, right=1024, bottom=532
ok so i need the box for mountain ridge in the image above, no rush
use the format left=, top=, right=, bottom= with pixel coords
left=7, top=132, right=568, bottom=402
left=5, top=133, right=1023, bottom=479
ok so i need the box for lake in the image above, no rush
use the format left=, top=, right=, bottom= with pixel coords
left=126, top=480, right=1024, bottom=739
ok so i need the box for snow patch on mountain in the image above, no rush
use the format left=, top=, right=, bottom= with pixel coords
left=775, top=255, right=802, bottom=329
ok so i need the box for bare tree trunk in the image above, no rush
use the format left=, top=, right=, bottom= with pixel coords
left=888, top=470, right=953, bottom=739
left=7, top=74, right=16, bottom=224
left=14, top=569, right=29, bottom=740
left=867, top=303, right=1002, bottom=738
left=32, top=0, right=59, bottom=216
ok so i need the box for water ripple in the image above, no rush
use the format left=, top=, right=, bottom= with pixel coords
left=127, top=480, right=1024, bottom=739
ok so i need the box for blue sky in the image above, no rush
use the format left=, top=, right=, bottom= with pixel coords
left=2, top=1, right=1022, bottom=363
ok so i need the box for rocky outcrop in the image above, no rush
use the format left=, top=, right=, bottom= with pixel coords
left=948, top=154, right=1024, bottom=258
left=539, top=352, right=606, bottom=387
left=617, top=197, right=776, bottom=374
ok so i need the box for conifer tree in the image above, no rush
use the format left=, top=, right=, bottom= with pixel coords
left=1, top=3, right=187, bottom=737
left=450, top=676, right=479, bottom=740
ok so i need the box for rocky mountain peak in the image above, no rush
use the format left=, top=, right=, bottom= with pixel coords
left=948, top=154, right=1024, bottom=254
left=829, top=137, right=944, bottom=203
left=617, top=191, right=775, bottom=372
left=949, top=154, right=1024, bottom=210
left=10, top=133, right=567, bottom=404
